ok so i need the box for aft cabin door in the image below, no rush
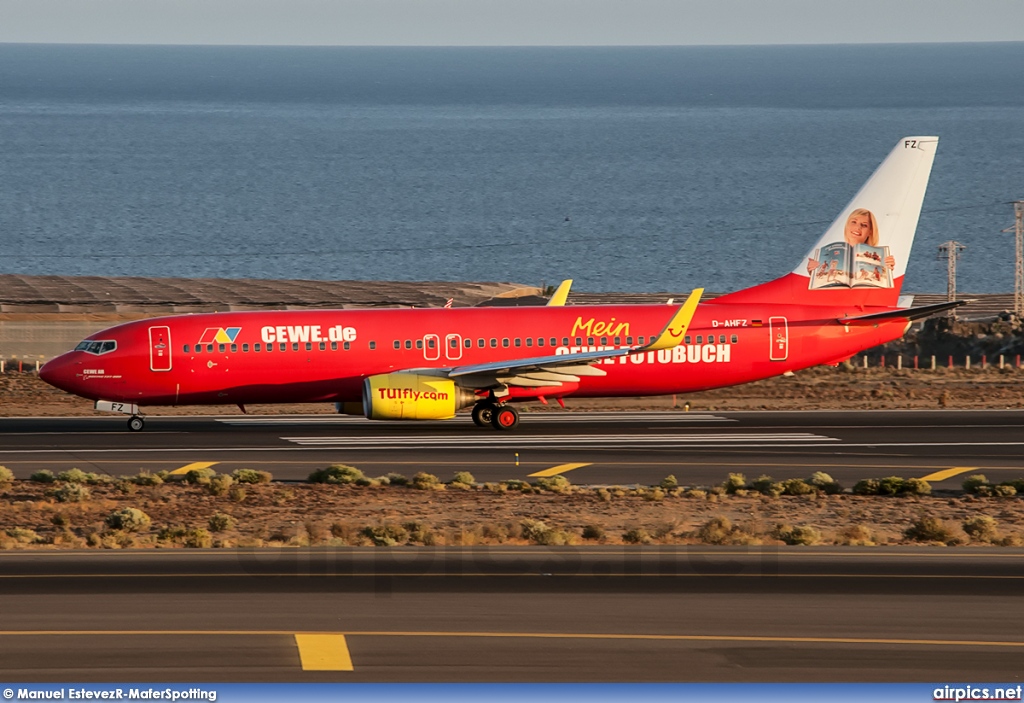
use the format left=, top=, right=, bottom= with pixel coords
left=445, top=333, right=463, bottom=361
left=423, top=334, right=440, bottom=361
left=768, top=316, right=788, bottom=361
left=149, top=325, right=172, bottom=371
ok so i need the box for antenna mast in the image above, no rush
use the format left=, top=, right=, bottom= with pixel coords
left=937, top=241, right=966, bottom=319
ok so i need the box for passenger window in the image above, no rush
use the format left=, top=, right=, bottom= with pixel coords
left=575, top=337, right=582, bottom=346
left=194, top=345, right=202, bottom=354
left=183, top=344, right=190, bottom=353
left=427, top=338, right=435, bottom=349
left=393, top=341, right=401, bottom=350
left=406, top=340, right=413, bottom=350
left=369, top=341, right=376, bottom=350
left=538, top=338, right=545, bottom=347
left=490, top=338, right=497, bottom=348
left=551, top=338, right=558, bottom=347
left=280, top=343, right=287, bottom=352
left=526, top=338, right=533, bottom=347
left=614, top=337, right=620, bottom=345
left=696, top=335, right=703, bottom=344
left=292, top=343, right=299, bottom=352
left=638, top=337, right=645, bottom=345
left=207, top=344, right=214, bottom=353
left=478, top=338, right=484, bottom=348
left=265, top=344, right=272, bottom=353
left=331, top=342, right=338, bottom=351
left=731, top=335, right=738, bottom=344
left=684, top=335, right=691, bottom=344
left=587, top=337, right=594, bottom=346
left=514, top=338, right=521, bottom=347
left=219, top=344, right=225, bottom=353
left=254, top=343, right=261, bottom=352
left=626, top=336, right=633, bottom=345
left=502, top=338, right=510, bottom=348
left=319, top=342, right=326, bottom=351
left=449, top=338, right=457, bottom=349
left=230, top=344, right=237, bottom=353
left=464, top=338, right=471, bottom=348
left=416, top=340, right=423, bottom=349
left=719, top=335, right=726, bottom=344
left=242, top=344, right=249, bottom=352
left=341, top=341, right=348, bottom=350
left=600, top=337, right=607, bottom=345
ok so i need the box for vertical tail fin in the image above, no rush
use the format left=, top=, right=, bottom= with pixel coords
left=716, top=136, right=938, bottom=307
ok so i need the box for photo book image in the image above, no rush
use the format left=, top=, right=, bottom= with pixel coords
left=808, top=242, right=893, bottom=289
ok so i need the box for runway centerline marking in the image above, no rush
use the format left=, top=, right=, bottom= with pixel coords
left=168, top=461, right=219, bottom=476
left=294, top=633, right=353, bottom=671
left=921, top=466, right=981, bottom=482
left=528, top=463, right=592, bottom=478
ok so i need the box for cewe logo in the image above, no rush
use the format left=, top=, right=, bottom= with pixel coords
left=198, top=327, right=241, bottom=344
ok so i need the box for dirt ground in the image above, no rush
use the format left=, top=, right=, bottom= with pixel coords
left=1, top=478, right=1020, bottom=550
left=2, top=364, right=1023, bottom=416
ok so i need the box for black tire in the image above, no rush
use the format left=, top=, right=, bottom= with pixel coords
left=472, top=403, right=495, bottom=428
left=490, top=405, right=519, bottom=431
left=128, top=416, right=144, bottom=432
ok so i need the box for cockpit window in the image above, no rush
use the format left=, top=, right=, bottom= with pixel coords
left=75, top=340, right=117, bottom=355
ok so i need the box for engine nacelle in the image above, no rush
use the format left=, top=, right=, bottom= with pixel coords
left=362, top=373, right=476, bottom=420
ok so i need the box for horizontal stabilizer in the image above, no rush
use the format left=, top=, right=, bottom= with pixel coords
left=839, top=300, right=968, bottom=323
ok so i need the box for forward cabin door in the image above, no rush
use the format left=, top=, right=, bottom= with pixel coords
left=768, top=316, right=788, bottom=361
left=423, top=334, right=440, bottom=361
left=149, top=325, right=172, bottom=371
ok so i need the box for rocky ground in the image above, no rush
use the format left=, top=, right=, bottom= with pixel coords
left=0, top=473, right=1020, bottom=550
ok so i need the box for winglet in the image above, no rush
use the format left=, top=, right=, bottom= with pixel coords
left=643, top=288, right=704, bottom=351
left=547, top=279, right=573, bottom=307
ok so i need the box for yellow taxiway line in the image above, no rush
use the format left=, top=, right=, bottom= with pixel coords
left=528, top=462, right=592, bottom=478
left=294, top=633, right=353, bottom=671
left=168, top=461, right=219, bottom=476
left=921, top=466, right=980, bottom=482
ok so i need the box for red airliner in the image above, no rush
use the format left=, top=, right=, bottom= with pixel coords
left=41, top=136, right=956, bottom=431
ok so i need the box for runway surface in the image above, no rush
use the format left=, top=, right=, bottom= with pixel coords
left=2, top=410, right=1024, bottom=487
left=0, top=548, right=1021, bottom=682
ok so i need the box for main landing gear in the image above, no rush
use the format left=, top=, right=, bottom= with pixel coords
left=127, top=416, right=145, bottom=432
left=471, top=402, right=519, bottom=431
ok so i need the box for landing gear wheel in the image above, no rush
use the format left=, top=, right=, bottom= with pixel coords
left=128, top=416, right=145, bottom=432
left=490, top=404, right=519, bottom=431
left=472, top=403, right=496, bottom=428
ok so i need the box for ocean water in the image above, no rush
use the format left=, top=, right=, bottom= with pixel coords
left=0, top=43, right=1022, bottom=294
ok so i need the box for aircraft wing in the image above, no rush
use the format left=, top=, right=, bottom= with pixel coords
left=447, top=288, right=703, bottom=389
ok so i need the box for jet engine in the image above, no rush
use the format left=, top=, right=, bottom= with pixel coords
left=362, top=373, right=476, bottom=420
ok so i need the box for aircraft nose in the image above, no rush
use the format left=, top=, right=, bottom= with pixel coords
left=39, top=354, right=77, bottom=392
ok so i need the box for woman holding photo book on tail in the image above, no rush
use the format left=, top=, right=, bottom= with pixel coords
left=805, top=208, right=896, bottom=289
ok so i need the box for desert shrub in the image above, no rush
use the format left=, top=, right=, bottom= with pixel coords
left=534, top=474, right=572, bottom=493
left=184, top=467, right=217, bottom=485
left=183, top=528, right=212, bottom=548
left=206, top=474, right=234, bottom=496
left=962, top=475, right=989, bottom=494
left=659, top=475, right=678, bottom=490
left=596, top=487, right=612, bottom=502
left=411, top=472, right=441, bottom=490
left=1005, top=479, right=1024, bottom=493
left=900, top=477, right=932, bottom=495
left=49, top=483, right=90, bottom=503
left=57, top=468, right=90, bottom=484
left=386, top=472, right=409, bottom=486
left=403, top=521, right=435, bottom=544
left=722, top=473, right=747, bottom=494
left=105, top=508, right=151, bottom=532
left=781, top=478, right=814, bottom=496
left=129, top=471, right=163, bottom=486
left=30, top=470, right=55, bottom=483
left=519, top=519, right=549, bottom=543
left=963, top=515, right=1000, bottom=543
left=232, top=469, right=272, bottom=484
left=696, top=516, right=736, bottom=545
left=228, top=486, right=247, bottom=503
left=501, top=479, right=529, bottom=491
left=309, top=464, right=365, bottom=484
left=582, top=524, right=605, bottom=541
left=361, top=524, right=409, bottom=546
left=5, top=527, right=39, bottom=544
left=622, top=527, right=652, bottom=545
left=481, top=522, right=510, bottom=543
left=773, top=524, right=821, bottom=546
left=683, top=489, right=708, bottom=499
left=644, top=487, right=666, bottom=502
left=533, top=528, right=576, bottom=546
left=836, top=524, right=874, bottom=546
left=208, top=513, right=236, bottom=532
left=853, top=478, right=881, bottom=495
left=0, top=466, right=14, bottom=485
left=751, top=475, right=783, bottom=497
left=450, top=471, right=476, bottom=486
left=993, top=484, right=1017, bottom=497
left=807, top=471, right=843, bottom=494
left=905, top=516, right=959, bottom=543
left=158, top=525, right=187, bottom=542
left=51, top=513, right=70, bottom=527
left=877, top=476, right=906, bottom=496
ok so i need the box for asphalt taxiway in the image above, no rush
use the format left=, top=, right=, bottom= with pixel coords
left=0, top=548, right=1021, bottom=682
left=2, top=410, right=1024, bottom=487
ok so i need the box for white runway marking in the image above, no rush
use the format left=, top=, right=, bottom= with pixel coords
left=279, top=432, right=838, bottom=449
